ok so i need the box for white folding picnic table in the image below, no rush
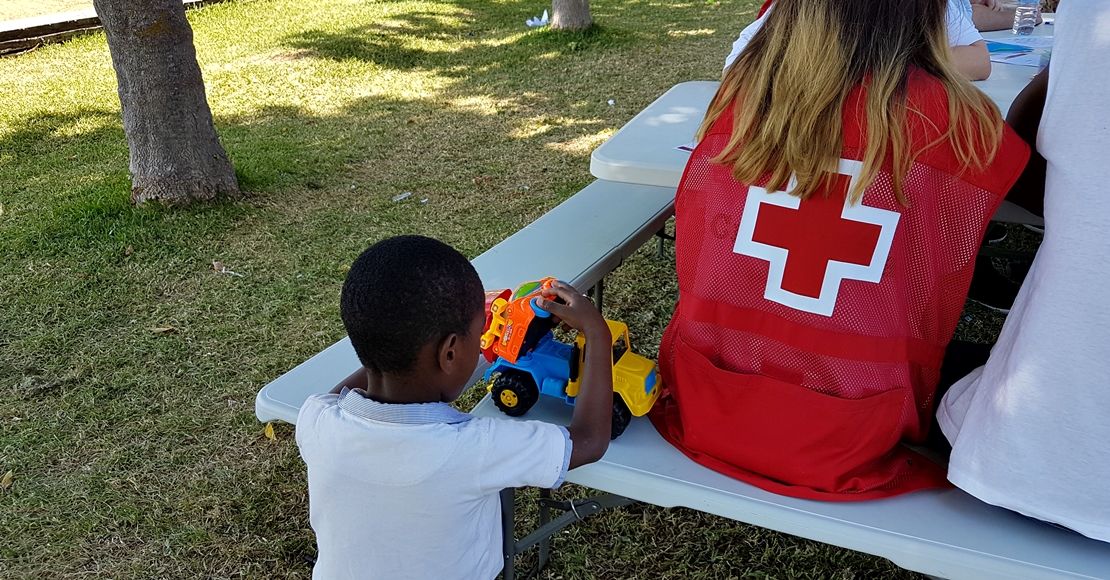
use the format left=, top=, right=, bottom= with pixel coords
left=474, top=23, right=1110, bottom=579
left=256, top=21, right=1110, bottom=577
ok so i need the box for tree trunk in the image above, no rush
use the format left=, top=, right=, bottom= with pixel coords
left=94, top=0, right=239, bottom=205
left=551, top=0, right=592, bottom=31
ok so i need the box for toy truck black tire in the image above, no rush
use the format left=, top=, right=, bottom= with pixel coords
left=492, top=369, right=540, bottom=417
left=611, top=396, right=633, bottom=440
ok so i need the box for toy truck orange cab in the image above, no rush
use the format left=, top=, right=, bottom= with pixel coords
left=480, top=277, right=558, bottom=364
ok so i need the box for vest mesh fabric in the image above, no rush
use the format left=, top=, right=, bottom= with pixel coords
left=650, top=70, right=1029, bottom=500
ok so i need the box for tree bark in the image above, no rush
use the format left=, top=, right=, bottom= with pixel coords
left=94, top=0, right=239, bottom=205
left=551, top=0, right=592, bottom=31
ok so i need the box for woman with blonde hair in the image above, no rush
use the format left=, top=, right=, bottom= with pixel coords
left=649, top=0, right=1029, bottom=500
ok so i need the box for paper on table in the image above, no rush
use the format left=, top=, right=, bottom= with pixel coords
left=993, top=35, right=1054, bottom=49
left=990, top=52, right=1045, bottom=67
left=986, top=40, right=1030, bottom=53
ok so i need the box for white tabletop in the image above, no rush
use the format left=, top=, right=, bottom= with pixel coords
left=590, top=34, right=1053, bottom=227
left=590, top=81, right=720, bottom=189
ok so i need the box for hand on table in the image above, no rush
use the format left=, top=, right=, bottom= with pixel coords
left=971, top=0, right=1003, bottom=10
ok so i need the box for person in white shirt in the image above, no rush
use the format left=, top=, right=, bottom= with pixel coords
left=725, top=0, right=990, bottom=80
left=296, top=235, right=616, bottom=579
left=938, top=1, right=1110, bottom=544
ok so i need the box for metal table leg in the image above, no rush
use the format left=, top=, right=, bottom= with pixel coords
left=500, top=487, right=634, bottom=579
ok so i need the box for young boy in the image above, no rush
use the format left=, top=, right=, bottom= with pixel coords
left=295, top=235, right=614, bottom=580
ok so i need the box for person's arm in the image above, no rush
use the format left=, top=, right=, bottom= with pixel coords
left=537, top=281, right=613, bottom=469
left=972, top=4, right=1016, bottom=31
left=951, top=39, right=991, bottom=81
left=1003, top=66, right=1049, bottom=216
left=330, top=367, right=369, bottom=394
left=723, top=9, right=769, bottom=73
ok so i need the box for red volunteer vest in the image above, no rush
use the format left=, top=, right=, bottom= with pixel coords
left=649, top=70, right=1029, bottom=501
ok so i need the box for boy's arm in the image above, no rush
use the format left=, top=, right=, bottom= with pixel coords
left=537, top=282, right=613, bottom=469
left=565, top=319, right=613, bottom=469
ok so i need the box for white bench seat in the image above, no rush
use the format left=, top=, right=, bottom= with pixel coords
left=471, top=394, right=1110, bottom=580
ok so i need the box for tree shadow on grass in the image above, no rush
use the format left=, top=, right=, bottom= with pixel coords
left=0, top=0, right=700, bottom=269
left=283, top=9, right=635, bottom=75
left=284, top=14, right=452, bottom=69
left=0, top=94, right=580, bottom=264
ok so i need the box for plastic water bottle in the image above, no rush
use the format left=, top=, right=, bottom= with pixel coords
left=1012, top=0, right=1040, bottom=36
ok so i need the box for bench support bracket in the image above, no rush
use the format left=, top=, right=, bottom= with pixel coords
left=588, top=278, right=605, bottom=312
left=655, top=227, right=675, bottom=258
left=500, top=487, right=634, bottom=580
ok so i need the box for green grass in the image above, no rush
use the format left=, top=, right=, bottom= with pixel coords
left=0, top=1, right=93, bottom=22
left=0, top=0, right=1029, bottom=577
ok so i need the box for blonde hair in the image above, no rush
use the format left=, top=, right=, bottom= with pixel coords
left=701, top=0, right=1003, bottom=205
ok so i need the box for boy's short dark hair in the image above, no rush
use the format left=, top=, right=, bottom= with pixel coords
left=341, top=235, right=484, bottom=374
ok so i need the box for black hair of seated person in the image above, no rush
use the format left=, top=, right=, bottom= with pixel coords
left=341, top=235, right=484, bottom=374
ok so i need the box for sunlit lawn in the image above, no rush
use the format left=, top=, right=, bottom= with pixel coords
left=0, top=0, right=1020, bottom=577
left=1, top=0, right=93, bottom=22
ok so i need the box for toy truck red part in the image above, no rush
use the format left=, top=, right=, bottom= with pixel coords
left=479, top=277, right=559, bottom=364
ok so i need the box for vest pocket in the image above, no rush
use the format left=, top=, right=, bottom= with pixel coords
left=672, top=334, right=908, bottom=493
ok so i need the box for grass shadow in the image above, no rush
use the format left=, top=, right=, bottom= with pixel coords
left=283, top=5, right=636, bottom=75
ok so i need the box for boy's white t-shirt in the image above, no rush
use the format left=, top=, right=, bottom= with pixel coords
left=296, top=390, right=572, bottom=580
left=723, top=0, right=982, bottom=70
left=938, top=0, right=1110, bottom=543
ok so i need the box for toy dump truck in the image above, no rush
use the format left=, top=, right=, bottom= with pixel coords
left=479, top=278, right=660, bottom=439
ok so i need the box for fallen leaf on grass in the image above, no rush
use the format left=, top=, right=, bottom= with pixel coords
left=124, top=245, right=134, bottom=256
left=0, top=203, right=4, bottom=216
left=149, top=326, right=180, bottom=334
left=212, top=260, right=245, bottom=277
left=264, top=422, right=276, bottom=440
left=1, top=470, right=13, bottom=490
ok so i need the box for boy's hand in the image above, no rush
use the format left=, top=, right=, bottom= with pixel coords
left=537, top=280, right=609, bottom=340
